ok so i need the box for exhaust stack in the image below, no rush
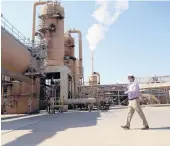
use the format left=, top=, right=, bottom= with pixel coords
left=91, top=51, right=94, bottom=74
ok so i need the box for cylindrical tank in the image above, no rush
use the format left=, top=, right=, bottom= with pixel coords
left=76, top=59, right=80, bottom=76
left=70, top=59, right=74, bottom=73
left=64, top=33, right=75, bottom=72
left=64, top=33, right=75, bottom=56
left=89, top=75, right=98, bottom=86
left=38, top=2, right=64, bottom=66
left=1, top=29, right=31, bottom=73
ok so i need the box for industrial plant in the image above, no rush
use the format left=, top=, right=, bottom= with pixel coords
left=1, top=1, right=170, bottom=114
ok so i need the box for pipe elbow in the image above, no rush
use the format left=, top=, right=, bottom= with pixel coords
left=68, top=29, right=82, bottom=37
left=33, top=1, right=49, bottom=7
left=32, top=1, right=50, bottom=41
left=75, top=30, right=81, bottom=36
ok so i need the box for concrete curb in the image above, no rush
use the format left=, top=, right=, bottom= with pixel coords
left=142, top=104, right=170, bottom=107
left=1, top=112, right=48, bottom=121
left=110, top=104, right=170, bottom=109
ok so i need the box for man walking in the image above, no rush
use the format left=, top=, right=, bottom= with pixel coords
left=121, top=74, right=149, bottom=130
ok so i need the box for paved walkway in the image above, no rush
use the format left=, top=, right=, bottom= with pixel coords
left=1, top=107, right=170, bottom=146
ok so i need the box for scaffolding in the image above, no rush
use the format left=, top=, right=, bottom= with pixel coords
left=136, top=75, right=170, bottom=84
left=136, top=75, right=170, bottom=104
left=1, top=14, right=48, bottom=114
left=82, top=83, right=128, bottom=107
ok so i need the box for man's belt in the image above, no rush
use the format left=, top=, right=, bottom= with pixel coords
left=129, top=97, right=139, bottom=100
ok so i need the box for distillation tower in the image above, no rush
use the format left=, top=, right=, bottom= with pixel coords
left=36, top=1, right=96, bottom=111
left=1, top=1, right=96, bottom=114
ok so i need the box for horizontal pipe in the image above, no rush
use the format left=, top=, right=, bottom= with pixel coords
left=63, top=98, right=96, bottom=105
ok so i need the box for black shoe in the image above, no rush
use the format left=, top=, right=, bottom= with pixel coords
left=141, top=126, right=149, bottom=130
left=121, top=125, right=130, bottom=130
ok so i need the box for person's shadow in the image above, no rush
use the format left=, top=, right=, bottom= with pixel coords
left=2, top=111, right=100, bottom=146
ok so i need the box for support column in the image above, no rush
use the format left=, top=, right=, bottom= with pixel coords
left=60, top=70, right=68, bottom=111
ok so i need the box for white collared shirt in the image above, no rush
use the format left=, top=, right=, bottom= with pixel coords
left=125, top=81, right=140, bottom=100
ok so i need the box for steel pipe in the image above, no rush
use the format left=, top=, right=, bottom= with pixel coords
left=64, top=98, right=96, bottom=104
left=67, top=29, right=83, bottom=80
left=32, top=1, right=52, bottom=43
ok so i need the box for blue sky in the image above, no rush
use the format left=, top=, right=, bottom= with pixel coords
left=1, top=1, right=170, bottom=84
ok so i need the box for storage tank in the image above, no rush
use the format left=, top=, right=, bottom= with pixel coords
left=64, top=33, right=75, bottom=72
left=64, top=33, right=75, bottom=56
left=89, top=75, right=98, bottom=86
left=1, top=29, right=31, bottom=73
left=38, top=2, right=65, bottom=66
left=76, top=59, right=81, bottom=77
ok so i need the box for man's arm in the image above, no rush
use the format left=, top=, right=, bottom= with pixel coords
left=124, top=82, right=139, bottom=95
left=124, top=85, right=129, bottom=94
left=124, top=91, right=129, bottom=94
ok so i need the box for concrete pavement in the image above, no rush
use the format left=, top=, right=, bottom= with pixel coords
left=1, top=107, right=170, bottom=146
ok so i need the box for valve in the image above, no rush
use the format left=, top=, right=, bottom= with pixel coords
left=48, top=24, right=56, bottom=32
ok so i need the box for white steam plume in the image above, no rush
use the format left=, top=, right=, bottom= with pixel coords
left=86, top=0, right=129, bottom=51
left=86, top=24, right=106, bottom=51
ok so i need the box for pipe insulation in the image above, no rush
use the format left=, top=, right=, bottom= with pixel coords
left=1, top=28, right=31, bottom=74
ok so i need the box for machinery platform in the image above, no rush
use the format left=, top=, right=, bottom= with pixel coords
left=1, top=106, right=170, bottom=146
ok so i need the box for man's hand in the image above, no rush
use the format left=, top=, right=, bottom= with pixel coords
left=124, top=91, right=129, bottom=94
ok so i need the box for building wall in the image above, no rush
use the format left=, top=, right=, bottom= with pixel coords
left=169, top=90, right=170, bottom=102
left=5, top=95, right=39, bottom=114
left=1, top=80, right=40, bottom=114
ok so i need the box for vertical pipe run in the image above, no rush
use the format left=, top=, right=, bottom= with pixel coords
left=91, top=51, right=94, bottom=74
left=32, top=1, right=52, bottom=43
left=73, top=60, right=77, bottom=96
left=67, top=29, right=83, bottom=80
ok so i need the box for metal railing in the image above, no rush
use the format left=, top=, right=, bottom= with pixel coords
left=136, top=75, right=170, bottom=84
left=1, top=14, right=32, bottom=46
left=1, top=14, right=45, bottom=51
left=1, top=68, right=32, bottom=83
left=1, top=14, right=48, bottom=75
